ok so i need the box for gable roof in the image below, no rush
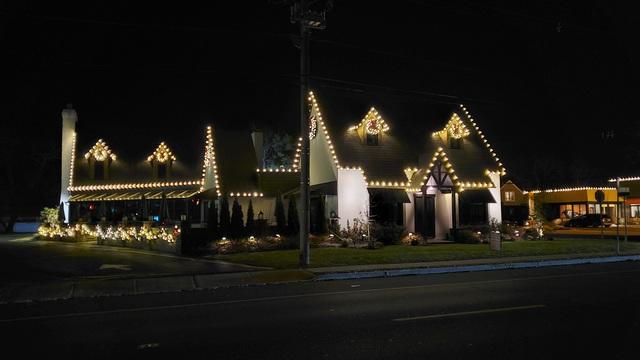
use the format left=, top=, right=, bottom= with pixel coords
left=305, top=90, right=505, bottom=191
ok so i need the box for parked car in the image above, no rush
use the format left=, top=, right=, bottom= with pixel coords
left=564, top=214, right=612, bottom=228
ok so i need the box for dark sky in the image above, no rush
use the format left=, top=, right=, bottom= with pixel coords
left=3, top=1, right=640, bottom=215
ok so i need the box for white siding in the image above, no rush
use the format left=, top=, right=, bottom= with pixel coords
left=487, top=172, right=502, bottom=224
left=435, top=191, right=452, bottom=240
left=337, top=169, right=369, bottom=229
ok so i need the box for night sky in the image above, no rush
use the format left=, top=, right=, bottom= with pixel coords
left=3, top=1, right=640, bottom=215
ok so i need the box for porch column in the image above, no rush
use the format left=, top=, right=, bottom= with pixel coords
left=451, top=191, right=457, bottom=230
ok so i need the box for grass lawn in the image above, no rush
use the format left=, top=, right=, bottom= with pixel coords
left=216, top=239, right=640, bottom=269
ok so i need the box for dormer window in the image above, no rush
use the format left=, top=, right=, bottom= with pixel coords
left=366, top=133, right=379, bottom=146
left=435, top=113, right=469, bottom=149
left=84, top=139, right=117, bottom=180
left=352, top=107, right=389, bottom=146
left=148, top=142, right=176, bottom=179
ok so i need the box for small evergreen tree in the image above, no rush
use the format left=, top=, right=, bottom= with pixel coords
left=230, top=198, right=244, bottom=239
left=275, top=194, right=286, bottom=234
left=246, top=199, right=255, bottom=234
left=287, top=197, right=299, bottom=235
left=207, top=201, right=219, bottom=239
left=219, top=196, right=231, bottom=237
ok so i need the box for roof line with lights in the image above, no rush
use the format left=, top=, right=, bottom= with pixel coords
left=69, top=180, right=203, bottom=192
left=292, top=91, right=341, bottom=171
left=201, top=125, right=221, bottom=196
left=84, top=139, right=117, bottom=162
left=69, top=132, right=77, bottom=188
left=414, top=147, right=495, bottom=192
left=457, top=104, right=506, bottom=176
left=608, top=176, right=640, bottom=182
left=148, top=142, right=177, bottom=163
left=523, top=186, right=616, bottom=194
left=433, top=113, right=469, bottom=139
left=348, top=107, right=390, bottom=135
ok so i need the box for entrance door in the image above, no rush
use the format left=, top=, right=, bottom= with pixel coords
left=415, top=194, right=435, bottom=238
left=310, top=196, right=326, bottom=234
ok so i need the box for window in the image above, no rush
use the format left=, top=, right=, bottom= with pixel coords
left=94, top=161, right=105, bottom=180
left=157, top=163, right=167, bottom=179
left=366, top=133, right=379, bottom=146
left=504, top=191, right=515, bottom=202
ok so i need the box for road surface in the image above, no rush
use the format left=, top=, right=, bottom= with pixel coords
left=0, top=234, right=255, bottom=284
left=1, top=261, right=639, bottom=359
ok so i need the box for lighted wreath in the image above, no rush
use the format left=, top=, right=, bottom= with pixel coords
left=84, top=139, right=116, bottom=161
left=362, top=108, right=389, bottom=135
left=147, top=142, right=176, bottom=163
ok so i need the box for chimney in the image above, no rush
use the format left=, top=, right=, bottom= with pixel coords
left=251, top=130, right=264, bottom=168
left=60, top=104, right=78, bottom=223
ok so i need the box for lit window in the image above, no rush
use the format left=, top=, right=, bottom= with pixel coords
left=504, top=191, right=515, bottom=202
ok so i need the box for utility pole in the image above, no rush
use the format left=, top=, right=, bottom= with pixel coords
left=616, top=177, right=620, bottom=254
left=290, top=0, right=327, bottom=267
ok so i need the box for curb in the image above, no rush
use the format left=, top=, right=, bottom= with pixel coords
left=314, top=255, right=640, bottom=281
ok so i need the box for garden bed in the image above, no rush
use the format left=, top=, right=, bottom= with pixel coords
left=216, top=238, right=640, bottom=269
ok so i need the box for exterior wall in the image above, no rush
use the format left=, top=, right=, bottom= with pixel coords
left=60, top=106, right=78, bottom=223
left=487, top=172, right=502, bottom=223
left=501, top=181, right=528, bottom=205
left=435, top=191, right=452, bottom=240
left=231, top=197, right=279, bottom=226
left=337, top=169, right=369, bottom=229
left=403, top=192, right=415, bottom=233
left=310, top=125, right=338, bottom=186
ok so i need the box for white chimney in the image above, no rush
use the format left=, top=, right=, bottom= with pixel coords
left=60, top=104, right=77, bottom=223
left=251, top=130, right=264, bottom=168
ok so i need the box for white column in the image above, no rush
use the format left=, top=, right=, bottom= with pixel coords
left=60, top=105, right=77, bottom=223
left=487, top=172, right=502, bottom=223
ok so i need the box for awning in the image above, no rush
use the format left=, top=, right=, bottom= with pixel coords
left=284, top=181, right=337, bottom=197
left=459, top=189, right=496, bottom=204
left=368, top=188, right=411, bottom=203
left=69, top=189, right=201, bottom=202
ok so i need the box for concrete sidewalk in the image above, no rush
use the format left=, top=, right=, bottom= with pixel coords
left=2, top=252, right=640, bottom=304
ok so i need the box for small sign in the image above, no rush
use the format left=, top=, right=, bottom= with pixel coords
left=595, top=190, right=605, bottom=203
left=618, top=187, right=630, bottom=196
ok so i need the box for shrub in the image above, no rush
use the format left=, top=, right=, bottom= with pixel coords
left=340, top=217, right=368, bottom=247
left=401, top=232, right=424, bottom=246
left=453, top=229, right=481, bottom=244
left=246, top=199, right=255, bottom=234
left=372, top=222, right=406, bottom=245
left=219, top=196, right=231, bottom=237
left=40, top=207, right=60, bottom=226
left=230, top=198, right=244, bottom=239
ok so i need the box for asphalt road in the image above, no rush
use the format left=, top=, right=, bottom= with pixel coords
left=0, top=234, right=254, bottom=284
left=2, top=261, right=640, bottom=359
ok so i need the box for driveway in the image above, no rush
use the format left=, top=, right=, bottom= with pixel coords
left=0, top=234, right=259, bottom=285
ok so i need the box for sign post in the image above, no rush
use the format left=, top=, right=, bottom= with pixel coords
left=619, top=186, right=630, bottom=245
left=595, top=190, right=605, bottom=240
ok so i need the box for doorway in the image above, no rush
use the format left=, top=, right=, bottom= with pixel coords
left=415, top=194, right=435, bottom=238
